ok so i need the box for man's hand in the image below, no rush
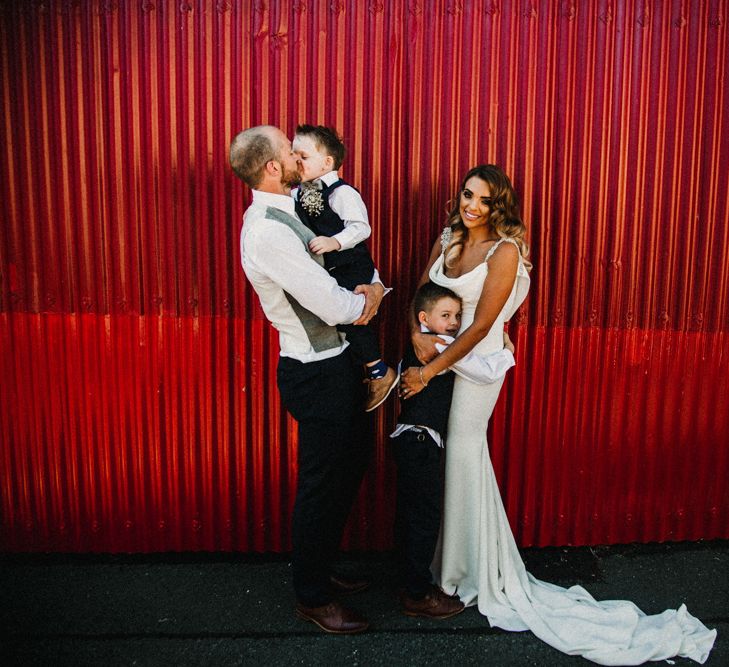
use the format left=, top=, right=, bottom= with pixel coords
left=411, top=331, right=446, bottom=364
left=352, top=282, right=385, bottom=325
left=309, top=236, right=341, bottom=255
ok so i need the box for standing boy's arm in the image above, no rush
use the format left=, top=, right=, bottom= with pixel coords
left=328, top=184, right=371, bottom=250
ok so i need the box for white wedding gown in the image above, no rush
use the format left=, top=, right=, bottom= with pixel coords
left=429, top=239, right=716, bottom=665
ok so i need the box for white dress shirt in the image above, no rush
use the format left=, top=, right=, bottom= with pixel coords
left=241, top=189, right=370, bottom=363
left=292, top=170, right=371, bottom=250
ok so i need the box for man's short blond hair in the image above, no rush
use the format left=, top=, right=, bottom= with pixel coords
left=229, top=126, right=279, bottom=188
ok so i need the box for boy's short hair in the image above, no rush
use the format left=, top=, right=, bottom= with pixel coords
left=413, top=282, right=461, bottom=315
left=295, top=124, right=346, bottom=170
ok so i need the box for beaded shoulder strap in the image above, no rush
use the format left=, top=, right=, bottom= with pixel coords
left=440, top=226, right=452, bottom=253
left=484, top=237, right=519, bottom=262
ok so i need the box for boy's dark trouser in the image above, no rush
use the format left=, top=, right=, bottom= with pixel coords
left=329, top=259, right=382, bottom=366
left=392, top=429, right=443, bottom=599
left=277, top=350, right=370, bottom=607
left=338, top=322, right=381, bottom=365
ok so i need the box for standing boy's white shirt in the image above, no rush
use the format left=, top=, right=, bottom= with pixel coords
left=241, top=189, right=375, bottom=363
left=292, top=170, right=371, bottom=250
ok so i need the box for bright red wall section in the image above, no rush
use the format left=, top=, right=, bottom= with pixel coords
left=1, top=0, right=728, bottom=552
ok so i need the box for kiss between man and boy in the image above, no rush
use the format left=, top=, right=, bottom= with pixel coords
left=231, top=124, right=514, bottom=634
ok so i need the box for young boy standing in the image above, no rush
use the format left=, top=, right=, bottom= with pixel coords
left=392, top=282, right=515, bottom=618
left=292, top=125, right=398, bottom=412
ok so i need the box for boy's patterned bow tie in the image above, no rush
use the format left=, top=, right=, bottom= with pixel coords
left=302, top=178, right=324, bottom=191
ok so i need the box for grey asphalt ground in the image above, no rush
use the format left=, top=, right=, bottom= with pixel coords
left=1, top=541, right=727, bottom=666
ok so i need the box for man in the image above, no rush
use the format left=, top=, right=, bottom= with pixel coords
left=230, top=126, right=385, bottom=634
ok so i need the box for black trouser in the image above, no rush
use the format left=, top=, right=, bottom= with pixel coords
left=392, top=428, right=443, bottom=599
left=277, top=350, right=370, bottom=607
left=327, top=256, right=382, bottom=366
left=338, top=322, right=381, bottom=365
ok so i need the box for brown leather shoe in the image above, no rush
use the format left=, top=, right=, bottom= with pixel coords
left=329, top=573, right=370, bottom=595
left=364, top=366, right=399, bottom=412
left=401, top=586, right=465, bottom=619
left=295, top=601, right=369, bottom=634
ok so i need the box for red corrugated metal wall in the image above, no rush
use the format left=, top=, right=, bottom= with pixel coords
left=1, top=0, right=728, bottom=553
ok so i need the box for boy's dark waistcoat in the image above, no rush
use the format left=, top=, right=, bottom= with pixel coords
left=397, top=338, right=455, bottom=437
left=295, top=179, right=375, bottom=277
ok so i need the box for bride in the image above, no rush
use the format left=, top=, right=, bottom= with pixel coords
left=399, top=165, right=716, bottom=665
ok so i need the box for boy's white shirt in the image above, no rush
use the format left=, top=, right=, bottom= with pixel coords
left=390, top=325, right=515, bottom=447
left=292, top=170, right=371, bottom=250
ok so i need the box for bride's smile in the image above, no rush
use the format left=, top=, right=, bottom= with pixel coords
left=459, top=176, right=493, bottom=229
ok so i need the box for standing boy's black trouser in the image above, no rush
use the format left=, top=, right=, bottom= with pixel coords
left=277, top=350, right=370, bottom=607
left=392, top=428, right=443, bottom=599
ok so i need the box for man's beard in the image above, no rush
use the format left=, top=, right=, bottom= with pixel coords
left=281, top=167, right=301, bottom=188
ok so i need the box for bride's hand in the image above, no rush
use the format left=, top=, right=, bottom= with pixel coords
left=411, top=331, right=445, bottom=364
left=400, top=366, right=428, bottom=399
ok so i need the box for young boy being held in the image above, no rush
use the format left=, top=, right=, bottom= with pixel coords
left=292, top=124, right=398, bottom=412
left=391, top=282, right=515, bottom=619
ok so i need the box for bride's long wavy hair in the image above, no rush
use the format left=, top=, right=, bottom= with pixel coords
left=443, top=165, right=532, bottom=271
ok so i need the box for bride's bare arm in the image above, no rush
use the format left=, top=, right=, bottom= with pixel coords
left=410, top=237, right=448, bottom=363
left=401, top=242, right=519, bottom=396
